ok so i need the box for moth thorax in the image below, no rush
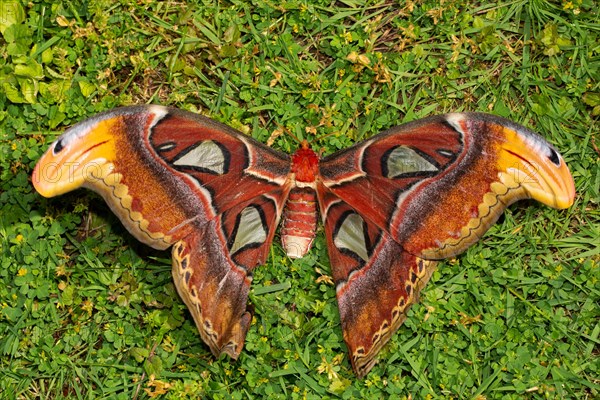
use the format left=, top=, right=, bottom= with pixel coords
left=281, top=187, right=319, bottom=258
left=291, top=145, right=319, bottom=183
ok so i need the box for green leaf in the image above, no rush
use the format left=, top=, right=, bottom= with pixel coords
left=78, top=79, right=97, bottom=98
left=2, top=82, right=26, bottom=103
left=0, top=0, right=25, bottom=35
left=219, top=44, right=237, bottom=58
left=61, top=285, right=75, bottom=306
left=2, top=306, right=22, bottom=321
left=40, top=80, right=70, bottom=103
left=223, top=24, right=240, bottom=43
left=14, top=60, right=44, bottom=79
left=144, top=356, right=163, bottom=377
left=130, top=347, right=150, bottom=362
left=583, top=92, right=600, bottom=107
left=540, top=23, right=572, bottom=56
left=18, top=78, right=38, bottom=104
left=3, top=23, right=31, bottom=55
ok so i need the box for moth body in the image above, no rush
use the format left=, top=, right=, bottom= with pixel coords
left=278, top=144, right=321, bottom=258
left=281, top=187, right=319, bottom=258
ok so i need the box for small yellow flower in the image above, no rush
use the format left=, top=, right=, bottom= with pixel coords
left=17, top=268, right=27, bottom=276
left=81, top=299, right=94, bottom=316
left=144, top=375, right=172, bottom=398
left=55, top=265, right=68, bottom=277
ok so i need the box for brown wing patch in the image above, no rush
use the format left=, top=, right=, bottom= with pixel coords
left=172, top=228, right=253, bottom=359
left=335, top=236, right=437, bottom=378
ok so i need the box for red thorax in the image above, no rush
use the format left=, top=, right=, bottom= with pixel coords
left=291, top=141, right=319, bottom=183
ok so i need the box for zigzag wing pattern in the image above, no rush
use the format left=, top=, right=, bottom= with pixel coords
left=146, top=109, right=294, bottom=357
left=316, top=184, right=437, bottom=377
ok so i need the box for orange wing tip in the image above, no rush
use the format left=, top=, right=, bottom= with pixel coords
left=498, top=163, right=575, bottom=210
left=32, top=159, right=113, bottom=197
left=32, top=158, right=117, bottom=198
left=32, top=106, right=171, bottom=198
left=32, top=117, right=124, bottom=197
left=31, top=163, right=58, bottom=198
left=497, top=125, right=576, bottom=210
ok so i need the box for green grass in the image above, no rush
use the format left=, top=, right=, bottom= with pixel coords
left=1, top=0, right=598, bottom=398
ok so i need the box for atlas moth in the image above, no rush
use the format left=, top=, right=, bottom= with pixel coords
left=33, top=106, right=575, bottom=378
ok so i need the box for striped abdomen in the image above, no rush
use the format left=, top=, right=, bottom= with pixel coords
left=281, top=188, right=318, bottom=258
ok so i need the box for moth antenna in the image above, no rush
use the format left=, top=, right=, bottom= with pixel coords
left=312, top=130, right=344, bottom=157
left=272, top=120, right=343, bottom=152
left=269, top=122, right=311, bottom=150
left=313, top=129, right=339, bottom=143
left=274, top=122, right=302, bottom=144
